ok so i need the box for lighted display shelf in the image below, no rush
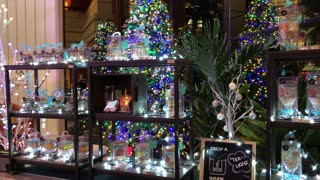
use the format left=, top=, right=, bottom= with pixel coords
left=87, top=59, right=194, bottom=180
left=266, top=49, right=320, bottom=180
left=4, top=63, right=89, bottom=180
left=93, top=159, right=195, bottom=180
left=13, top=155, right=90, bottom=170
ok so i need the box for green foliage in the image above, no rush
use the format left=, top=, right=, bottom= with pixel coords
left=176, top=19, right=274, bottom=160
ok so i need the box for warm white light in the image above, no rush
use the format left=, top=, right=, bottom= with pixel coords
left=312, top=164, right=317, bottom=171
left=276, top=171, right=283, bottom=176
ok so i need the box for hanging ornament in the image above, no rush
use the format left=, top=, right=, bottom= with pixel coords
left=228, top=82, right=237, bottom=90
left=217, top=113, right=224, bottom=120
left=212, top=99, right=220, bottom=107
left=223, top=125, right=228, bottom=132
left=249, top=111, right=257, bottom=119
left=235, top=93, right=243, bottom=101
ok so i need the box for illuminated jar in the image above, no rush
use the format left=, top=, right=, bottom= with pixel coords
left=128, top=33, right=149, bottom=59
left=112, top=133, right=127, bottom=161
left=162, top=135, right=177, bottom=169
left=107, top=32, right=123, bottom=60
left=79, top=133, right=89, bottom=160
left=40, top=132, right=57, bottom=156
left=25, top=131, right=40, bottom=156
left=135, top=133, right=152, bottom=166
left=21, top=96, right=38, bottom=112
left=58, top=131, right=74, bottom=161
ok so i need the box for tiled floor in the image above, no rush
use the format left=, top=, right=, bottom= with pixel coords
left=0, top=172, right=65, bottom=180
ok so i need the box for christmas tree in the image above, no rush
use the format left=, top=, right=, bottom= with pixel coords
left=91, top=20, right=115, bottom=61
left=125, top=0, right=173, bottom=57
left=240, top=0, right=277, bottom=104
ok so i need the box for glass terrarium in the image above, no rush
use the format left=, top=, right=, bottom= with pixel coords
left=135, top=133, right=152, bottom=166
left=278, top=77, right=298, bottom=119
left=40, top=132, right=57, bottom=159
left=306, top=76, right=320, bottom=120
left=161, top=135, right=176, bottom=169
left=57, top=131, right=74, bottom=162
left=281, top=140, right=302, bottom=180
left=24, top=131, right=41, bottom=158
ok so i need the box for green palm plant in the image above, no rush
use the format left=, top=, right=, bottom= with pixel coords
left=176, top=18, right=274, bottom=142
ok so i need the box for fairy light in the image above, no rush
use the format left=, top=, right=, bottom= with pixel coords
left=91, top=21, right=115, bottom=61
left=125, top=0, right=173, bottom=57
left=240, top=0, right=277, bottom=104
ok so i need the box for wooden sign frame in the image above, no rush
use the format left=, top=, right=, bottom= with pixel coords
left=199, top=138, right=256, bottom=180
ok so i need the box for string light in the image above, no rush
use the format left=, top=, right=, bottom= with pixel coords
left=240, top=0, right=277, bottom=104
left=125, top=0, right=173, bottom=57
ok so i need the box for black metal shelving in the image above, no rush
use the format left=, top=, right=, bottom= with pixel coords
left=4, top=63, right=88, bottom=180
left=87, top=59, right=195, bottom=180
left=266, top=49, right=320, bottom=180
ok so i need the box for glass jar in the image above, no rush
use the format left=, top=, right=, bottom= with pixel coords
left=112, top=141, right=127, bottom=161
left=107, top=32, right=123, bottom=60
left=79, top=134, right=89, bottom=160
left=21, top=96, right=38, bottom=112
left=25, top=131, right=40, bottom=157
left=58, top=131, right=74, bottom=161
left=135, top=134, right=152, bottom=166
left=41, top=132, right=57, bottom=157
left=161, top=135, right=176, bottom=169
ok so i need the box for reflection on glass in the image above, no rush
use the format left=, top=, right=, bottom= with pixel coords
left=281, top=140, right=301, bottom=180
left=278, top=77, right=298, bottom=119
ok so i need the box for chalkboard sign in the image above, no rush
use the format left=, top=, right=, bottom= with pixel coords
left=199, top=138, right=256, bottom=180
